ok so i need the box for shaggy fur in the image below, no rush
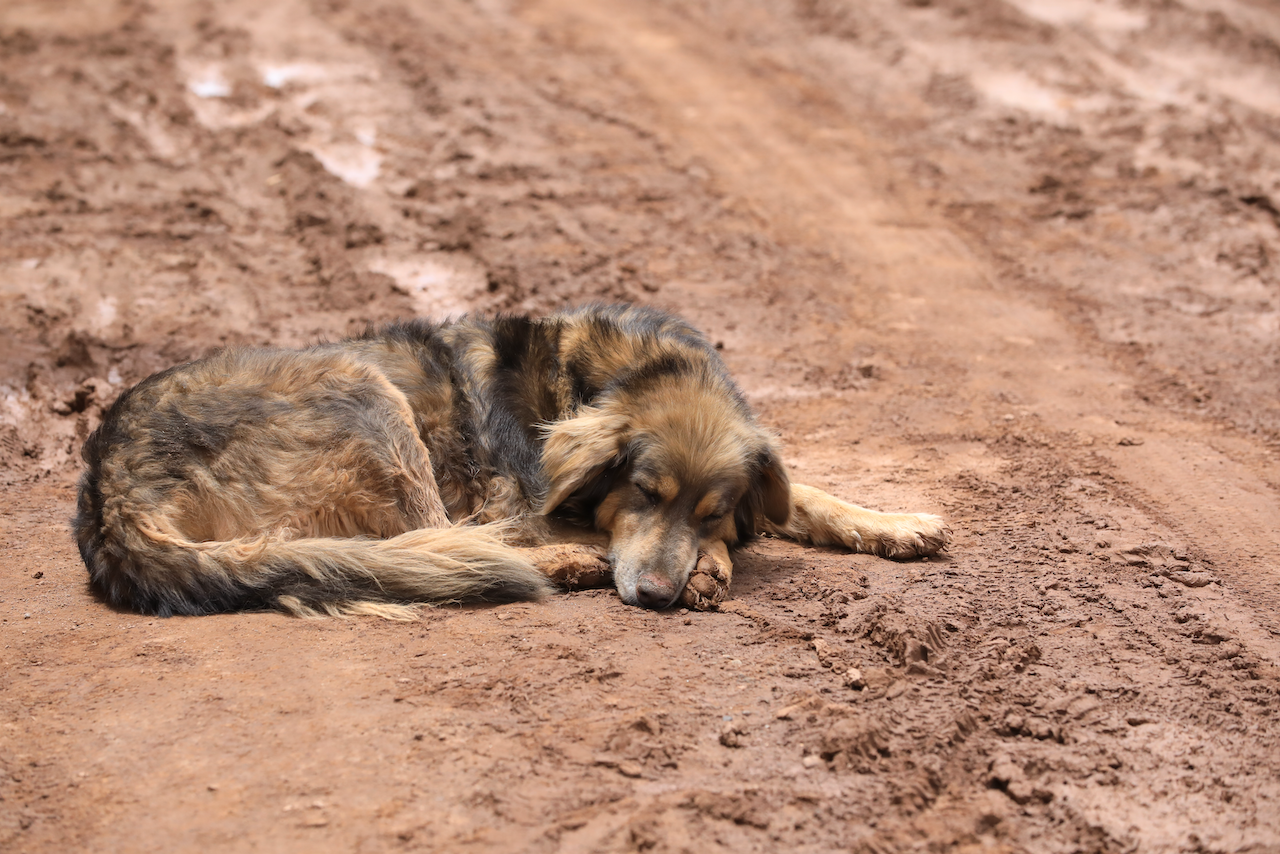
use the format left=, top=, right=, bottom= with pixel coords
left=74, top=304, right=950, bottom=618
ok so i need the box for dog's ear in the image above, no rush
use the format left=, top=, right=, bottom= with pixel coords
left=735, top=443, right=791, bottom=539
left=541, top=406, right=630, bottom=515
left=757, top=445, right=791, bottom=525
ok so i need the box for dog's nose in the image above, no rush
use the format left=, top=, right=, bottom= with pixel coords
left=635, top=574, right=677, bottom=609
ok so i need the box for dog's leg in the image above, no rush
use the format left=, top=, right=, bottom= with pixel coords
left=519, top=543, right=612, bottom=589
left=382, top=396, right=453, bottom=531
left=498, top=518, right=611, bottom=590
left=680, top=539, right=732, bottom=611
left=321, top=406, right=451, bottom=537
left=205, top=372, right=453, bottom=541
left=765, top=483, right=950, bottom=559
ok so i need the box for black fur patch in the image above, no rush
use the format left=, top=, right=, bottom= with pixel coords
left=549, top=453, right=631, bottom=529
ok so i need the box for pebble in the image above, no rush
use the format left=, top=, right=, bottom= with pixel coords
left=802, top=755, right=823, bottom=769
left=719, top=723, right=745, bottom=748
left=845, top=667, right=866, bottom=690
left=618, top=762, right=643, bottom=778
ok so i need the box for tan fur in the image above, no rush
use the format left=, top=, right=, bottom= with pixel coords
left=763, top=484, right=951, bottom=559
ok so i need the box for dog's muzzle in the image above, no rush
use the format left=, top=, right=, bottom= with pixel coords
left=634, top=572, right=680, bottom=609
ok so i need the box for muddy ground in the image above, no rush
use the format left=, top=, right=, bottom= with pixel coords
left=2, top=0, right=1279, bottom=851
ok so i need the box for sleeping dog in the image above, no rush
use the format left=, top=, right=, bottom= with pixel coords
left=75, top=304, right=950, bottom=618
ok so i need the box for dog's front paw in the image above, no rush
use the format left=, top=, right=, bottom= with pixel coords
left=527, top=544, right=612, bottom=589
left=874, top=513, right=952, bottom=559
left=680, top=551, right=731, bottom=611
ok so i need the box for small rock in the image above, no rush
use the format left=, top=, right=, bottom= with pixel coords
left=845, top=668, right=866, bottom=690
left=801, top=755, right=823, bottom=769
left=719, top=724, right=745, bottom=748
left=32, top=571, right=43, bottom=580
left=618, top=762, right=643, bottom=778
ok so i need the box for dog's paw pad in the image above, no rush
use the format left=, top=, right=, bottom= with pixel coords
left=680, top=552, right=729, bottom=611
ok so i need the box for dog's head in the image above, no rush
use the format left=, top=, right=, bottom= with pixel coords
left=540, top=379, right=790, bottom=609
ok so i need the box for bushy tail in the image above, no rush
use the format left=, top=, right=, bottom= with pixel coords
left=77, top=510, right=554, bottom=620
left=264, top=527, right=553, bottom=619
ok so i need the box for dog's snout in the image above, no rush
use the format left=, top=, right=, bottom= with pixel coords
left=635, top=573, right=678, bottom=609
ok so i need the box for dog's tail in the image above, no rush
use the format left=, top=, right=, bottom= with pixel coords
left=76, top=507, right=553, bottom=620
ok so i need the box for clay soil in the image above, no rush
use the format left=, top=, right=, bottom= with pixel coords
left=3, top=0, right=1280, bottom=851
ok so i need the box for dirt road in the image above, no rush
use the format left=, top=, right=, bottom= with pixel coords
left=2, top=0, right=1279, bottom=851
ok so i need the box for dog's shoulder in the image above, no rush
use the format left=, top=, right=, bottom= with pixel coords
left=546, top=304, right=727, bottom=406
